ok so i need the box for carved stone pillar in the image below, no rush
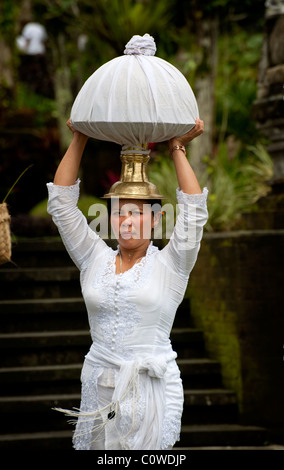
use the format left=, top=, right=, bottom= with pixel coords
left=252, top=0, right=284, bottom=189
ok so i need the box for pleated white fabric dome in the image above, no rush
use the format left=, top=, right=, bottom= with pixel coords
left=71, top=34, right=199, bottom=146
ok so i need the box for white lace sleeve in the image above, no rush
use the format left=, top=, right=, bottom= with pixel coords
left=159, top=187, right=208, bottom=278
left=47, top=179, right=106, bottom=271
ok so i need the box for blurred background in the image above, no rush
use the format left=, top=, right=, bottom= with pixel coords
left=0, top=0, right=275, bottom=235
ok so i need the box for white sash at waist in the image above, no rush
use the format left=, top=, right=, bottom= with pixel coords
left=56, top=342, right=177, bottom=450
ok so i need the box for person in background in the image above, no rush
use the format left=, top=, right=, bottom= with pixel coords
left=16, top=22, right=52, bottom=97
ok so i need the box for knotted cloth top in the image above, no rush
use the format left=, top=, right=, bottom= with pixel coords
left=124, top=33, right=156, bottom=56
left=70, top=33, right=199, bottom=146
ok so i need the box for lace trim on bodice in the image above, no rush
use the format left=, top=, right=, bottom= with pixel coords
left=92, top=241, right=158, bottom=288
left=90, top=242, right=158, bottom=359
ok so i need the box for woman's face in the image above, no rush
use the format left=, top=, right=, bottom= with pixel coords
left=110, top=199, right=158, bottom=249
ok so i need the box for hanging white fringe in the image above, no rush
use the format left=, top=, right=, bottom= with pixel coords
left=54, top=401, right=119, bottom=445
left=53, top=362, right=142, bottom=448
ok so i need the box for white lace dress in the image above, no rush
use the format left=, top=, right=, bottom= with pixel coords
left=47, top=180, right=208, bottom=450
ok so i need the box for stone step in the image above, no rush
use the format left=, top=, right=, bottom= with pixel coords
left=0, top=328, right=205, bottom=367
left=5, top=237, right=114, bottom=268
left=0, top=393, right=81, bottom=413
left=0, top=266, right=79, bottom=281
left=0, top=266, right=81, bottom=299
left=0, top=389, right=237, bottom=415
left=0, top=330, right=91, bottom=367
left=0, top=297, right=86, bottom=315
left=0, top=424, right=270, bottom=450
left=171, top=328, right=205, bottom=358
left=0, top=330, right=90, bottom=348
left=179, top=424, right=269, bottom=447
left=184, top=389, right=237, bottom=407
left=0, top=430, right=73, bottom=450
left=0, top=359, right=220, bottom=385
left=0, top=393, right=81, bottom=434
left=0, top=387, right=239, bottom=434
left=0, top=389, right=259, bottom=445
left=0, top=364, right=82, bottom=396
left=0, top=297, right=193, bottom=332
left=0, top=363, right=82, bottom=385
left=6, top=238, right=75, bottom=268
left=0, top=358, right=222, bottom=396
left=0, top=359, right=220, bottom=383
left=183, top=389, right=239, bottom=424
left=0, top=328, right=203, bottom=348
left=0, top=298, right=89, bottom=333
left=178, top=358, right=222, bottom=388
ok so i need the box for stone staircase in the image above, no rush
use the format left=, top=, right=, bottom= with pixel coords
left=0, top=238, right=272, bottom=450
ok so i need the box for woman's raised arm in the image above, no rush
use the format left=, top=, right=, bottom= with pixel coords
left=54, top=120, right=89, bottom=186
left=168, top=118, right=204, bottom=195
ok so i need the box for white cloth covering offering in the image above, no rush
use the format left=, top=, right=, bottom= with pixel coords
left=47, top=180, right=208, bottom=450
left=70, top=34, right=199, bottom=145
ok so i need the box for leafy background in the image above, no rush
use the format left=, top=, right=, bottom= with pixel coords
left=0, top=0, right=272, bottom=232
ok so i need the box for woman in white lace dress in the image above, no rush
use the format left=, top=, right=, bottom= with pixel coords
left=47, top=118, right=208, bottom=450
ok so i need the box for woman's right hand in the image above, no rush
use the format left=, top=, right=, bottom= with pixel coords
left=168, top=118, right=204, bottom=151
left=66, top=119, right=88, bottom=140
left=66, top=119, right=78, bottom=134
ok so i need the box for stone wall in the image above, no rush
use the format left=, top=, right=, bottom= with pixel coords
left=252, top=9, right=284, bottom=186
left=188, top=229, right=284, bottom=428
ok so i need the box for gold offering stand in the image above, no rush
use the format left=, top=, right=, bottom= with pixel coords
left=103, top=145, right=164, bottom=200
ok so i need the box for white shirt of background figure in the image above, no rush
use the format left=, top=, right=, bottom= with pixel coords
left=17, top=22, right=47, bottom=55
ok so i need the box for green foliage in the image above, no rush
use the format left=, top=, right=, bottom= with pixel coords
left=1, top=0, right=271, bottom=232
left=0, top=0, right=20, bottom=41
left=41, top=0, right=76, bottom=17
left=31, top=0, right=175, bottom=73
left=148, top=153, right=177, bottom=241
left=149, top=155, right=177, bottom=207
left=15, top=84, right=57, bottom=124
left=202, top=143, right=273, bottom=231
left=149, top=143, right=273, bottom=232
left=80, top=0, right=174, bottom=54
left=30, top=195, right=105, bottom=218
left=215, top=29, right=263, bottom=144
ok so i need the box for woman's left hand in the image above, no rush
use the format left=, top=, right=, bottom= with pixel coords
left=168, top=118, right=204, bottom=149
